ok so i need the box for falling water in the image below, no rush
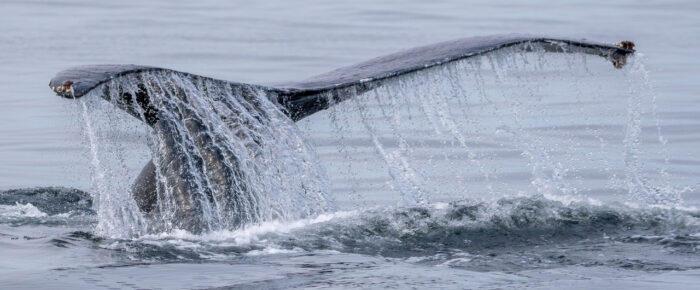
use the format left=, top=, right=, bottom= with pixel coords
left=79, top=71, right=331, bottom=237
left=301, top=45, right=680, bottom=208
left=78, top=97, right=147, bottom=237
left=77, top=45, right=680, bottom=239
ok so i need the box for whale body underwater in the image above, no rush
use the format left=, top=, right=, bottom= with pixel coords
left=49, top=34, right=635, bottom=233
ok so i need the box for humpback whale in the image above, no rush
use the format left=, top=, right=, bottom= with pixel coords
left=49, top=35, right=635, bottom=233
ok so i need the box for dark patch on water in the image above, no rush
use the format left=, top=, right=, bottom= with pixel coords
left=0, top=187, right=94, bottom=215
left=67, top=231, right=103, bottom=243
left=50, top=238, right=73, bottom=248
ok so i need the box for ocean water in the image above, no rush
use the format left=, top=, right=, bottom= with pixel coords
left=1, top=0, right=700, bottom=289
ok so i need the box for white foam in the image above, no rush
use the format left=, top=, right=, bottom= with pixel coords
left=245, top=247, right=301, bottom=256
left=136, top=210, right=360, bottom=245
left=0, top=202, right=48, bottom=218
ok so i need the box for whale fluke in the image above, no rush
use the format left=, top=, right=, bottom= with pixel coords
left=275, top=35, right=634, bottom=120
left=49, top=34, right=635, bottom=233
left=50, top=35, right=634, bottom=120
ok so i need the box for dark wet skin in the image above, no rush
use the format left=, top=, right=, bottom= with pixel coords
left=49, top=35, right=634, bottom=233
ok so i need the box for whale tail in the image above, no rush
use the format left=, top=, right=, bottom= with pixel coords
left=49, top=35, right=634, bottom=233
left=50, top=35, right=634, bottom=120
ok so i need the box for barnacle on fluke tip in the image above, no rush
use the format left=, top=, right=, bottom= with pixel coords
left=611, top=40, right=636, bottom=68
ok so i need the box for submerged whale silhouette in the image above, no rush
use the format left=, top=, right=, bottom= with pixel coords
left=49, top=35, right=634, bottom=233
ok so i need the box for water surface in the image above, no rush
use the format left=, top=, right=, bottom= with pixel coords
left=1, top=0, right=699, bottom=289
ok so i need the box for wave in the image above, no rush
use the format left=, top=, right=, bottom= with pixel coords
left=0, top=187, right=95, bottom=226
left=269, top=195, right=699, bottom=256
left=3, top=187, right=697, bottom=270
left=0, top=187, right=93, bottom=215
left=34, top=194, right=696, bottom=271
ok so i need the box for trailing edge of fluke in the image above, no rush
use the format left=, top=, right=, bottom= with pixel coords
left=50, top=34, right=634, bottom=121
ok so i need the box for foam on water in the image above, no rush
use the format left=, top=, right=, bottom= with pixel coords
left=79, top=195, right=699, bottom=271
left=0, top=187, right=93, bottom=215
left=0, top=203, right=47, bottom=218
left=0, top=188, right=96, bottom=226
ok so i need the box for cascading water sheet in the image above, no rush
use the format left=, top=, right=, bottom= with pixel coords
left=300, top=47, right=679, bottom=209
left=79, top=71, right=331, bottom=237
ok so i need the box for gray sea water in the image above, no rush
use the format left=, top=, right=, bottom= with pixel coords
left=1, top=0, right=700, bottom=289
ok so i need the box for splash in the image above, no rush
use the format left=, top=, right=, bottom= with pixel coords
left=73, top=45, right=681, bottom=239
left=90, top=195, right=700, bottom=271
left=300, top=46, right=682, bottom=207
left=0, top=187, right=96, bottom=226
left=78, top=71, right=331, bottom=238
